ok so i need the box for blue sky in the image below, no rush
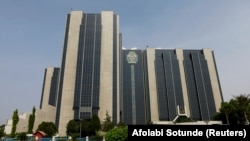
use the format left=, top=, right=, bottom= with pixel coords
left=0, top=0, right=250, bottom=125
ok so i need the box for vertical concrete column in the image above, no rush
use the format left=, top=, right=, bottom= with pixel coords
left=203, top=48, right=222, bottom=112
left=116, top=15, right=121, bottom=123
left=99, top=11, right=114, bottom=121
left=39, top=67, right=56, bottom=123
left=58, top=11, right=83, bottom=136
left=145, top=48, right=159, bottom=122
left=175, top=48, right=190, bottom=117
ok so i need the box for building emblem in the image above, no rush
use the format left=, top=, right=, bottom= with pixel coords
left=127, top=51, right=138, bottom=64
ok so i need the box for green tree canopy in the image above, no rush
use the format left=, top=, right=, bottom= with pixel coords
left=102, top=111, right=114, bottom=132
left=233, top=94, right=250, bottom=124
left=37, top=122, right=57, bottom=137
left=66, top=117, right=99, bottom=138
left=81, top=119, right=91, bottom=137
left=11, top=109, right=19, bottom=137
left=28, top=107, right=36, bottom=133
left=66, top=120, right=80, bottom=141
left=17, top=132, right=28, bottom=141
left=213, top=93, right=250, bottom=125
left=105, top=126, right=128, bottom=141
left=219, top=102, right=234, bottom=124
left=89, top=114, right=101, bottom=134
left=0, top=125, right=5, bottom=138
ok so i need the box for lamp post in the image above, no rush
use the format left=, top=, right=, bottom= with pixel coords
left=79, top=119, right=82, bottom=139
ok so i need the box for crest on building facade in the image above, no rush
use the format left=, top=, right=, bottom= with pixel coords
left=127, top=51, right=138, bottom=64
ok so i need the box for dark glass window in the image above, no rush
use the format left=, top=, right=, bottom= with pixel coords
left=155, top=50, right=184, bottom=121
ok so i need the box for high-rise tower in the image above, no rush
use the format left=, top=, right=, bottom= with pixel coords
left=55, top=11, right=121, bottom=136
left=37, top=10, right=224, bottom=136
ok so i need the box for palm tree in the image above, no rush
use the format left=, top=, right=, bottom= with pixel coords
left=233, top=94, right=250, bottom=125
left=219, top=102, right=232, bottom=125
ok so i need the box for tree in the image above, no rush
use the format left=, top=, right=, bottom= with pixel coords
left=37, top=122, right=57, bottom=137
left=11, top=109, right=19, bottom=137
left=0, top=125, right=5, bottom=138
left=117, top=121, right=126, bottom=127
left=66, top=120, right=79, bottom=141
left=219, top=102, right=233, bottom=125
left=28, top=107, right=36, bottom=133
left=213, top=93, right=250, bottom=125
left=105, top=126, right=128, bottom=141
left=17, top=132, right=27, bottom=141
left=89, top=131, right=103, bottom=141
left=81, top=119, right=91, bottom=137
left=89, top=114, right=101, bottom=134
left=233, top=94, right=250, bottom=125
left=228, top=99, right=242, bottom=125
left=102, top=111, right=114, bottom=132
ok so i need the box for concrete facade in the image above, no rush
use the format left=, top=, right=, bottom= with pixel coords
left=3, top=10, right=224, bottom=137
left=175, top=48, right=191, bottom=117
left=56, top=11, right=83, bottom=136
left=145, top=48, right=159, bottom=122
left=203, top=48, right=224, bottom=112
left=4, top=112, right=31, bottom=134
left=16, top=113, right=30, bottom=133
left=4, top=119, right=12, bottom=134
left=55, top=11, right=120, bottom=136
left=99, top=11, right=116, bottom=122
left=144, top=48, right=223, bottom=123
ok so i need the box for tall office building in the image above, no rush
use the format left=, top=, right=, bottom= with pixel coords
left=144, top=48, right=223, bottom=123
left=120, top=48, right=223, bottom=125
left=55, top=11, right=121, bottom=136
left=35, top=10, right=223, bottom=136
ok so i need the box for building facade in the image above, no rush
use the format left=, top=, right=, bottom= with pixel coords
left=3, top=10, right=225, bottom=136
left=120, top=48, right=223, bottom=125
left=31, top=10, right=223, bottom=136
left=121, top=49, right=150, bottom=125
left=32, top=67, right=59, bottom=132
left=144, top=48, right=223, bottom=123
left=54, top=11, right=121, bottom=136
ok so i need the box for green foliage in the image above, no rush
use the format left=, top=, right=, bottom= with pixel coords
left=214, top=93, right=250, bottom=125
left=175, top=116, right=193, bottom=123
left=89, top=114, right=101, bottom=134
left=102, top=111, right=114, bottom=132
left=81, top=119, right=91, bottom=137
left=0, top=125, right=5, bottom=138
left=105, top=126, right=128, bottom=141
left=233, top=94, right=250, bottom=124
left=146, top=120, right=153, bottom=125
left=117, top=121, right=126, bottom=127
left=37, top=122, right=57, bottom=137
left=67, top=120, right=79, bottom=135
left=66, top=120, right=80, bottom=141
left=11, top=109, right=19, bottom=137
left=17, top=132, right=28, bottom=141
left=66, top=115, right=101, bottom=139
left=89, top=131, right=103, bottom=141
left=28, top=107, right=36, bottom=133
left=218, top=102, right=233, bottom=124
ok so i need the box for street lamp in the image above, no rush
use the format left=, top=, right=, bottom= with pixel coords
left=79, top=119, right=82, bottom=139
